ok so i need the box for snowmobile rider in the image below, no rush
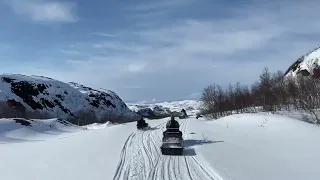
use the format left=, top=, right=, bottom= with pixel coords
left=138, top=116, right=144, bottom=122
left=181, top=108, right=187, bottom=117
left=166, top=115, right=180, bottom=128
left=137, top=116, right=147, bottom=126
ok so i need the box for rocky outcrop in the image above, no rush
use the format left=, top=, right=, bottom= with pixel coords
left=285, top=46, right=320, bottom=78
left=0, top=74, right=139, bottom=124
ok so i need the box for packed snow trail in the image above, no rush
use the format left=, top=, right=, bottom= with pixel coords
left=112, top=118, right=222, bottom=180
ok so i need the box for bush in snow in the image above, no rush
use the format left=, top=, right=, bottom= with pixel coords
left=0, top=100, right=53, bottom=119
left=201, top=66, right=320, bottom=124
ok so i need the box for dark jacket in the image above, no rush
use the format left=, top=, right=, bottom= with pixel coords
left=166, top=116, right=179, bottom=128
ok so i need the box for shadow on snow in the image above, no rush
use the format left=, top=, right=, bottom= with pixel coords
left=183, top=148, right=197, bottom=156
left=184, top=139, right=224, bottom=148
left=180, top=139, right=224, bottom=156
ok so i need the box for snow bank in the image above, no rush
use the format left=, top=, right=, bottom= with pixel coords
left=0, top=118, right=81, bottom=142
left=86, top=122, right=112, bottom=129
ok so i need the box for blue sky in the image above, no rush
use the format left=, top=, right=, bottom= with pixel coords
left=1, top=0, right=320, bottom=103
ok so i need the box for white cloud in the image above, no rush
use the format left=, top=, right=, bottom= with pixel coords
left=92, top=32, right=115, bottom=37
left=60, top=49, right=82, bottom=55
left=7, top=0, right=77, bottom=22
left=130, top=0, right=195, bottom=11
left=7, top=0, right=320, bottom=101
left=92, top=41, right=150, bottom=54
left=126, top=62, right=147, bottom=73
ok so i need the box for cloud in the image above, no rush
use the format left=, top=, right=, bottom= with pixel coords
left=127, top=0, right=196, bottom=26
left=7, top=0, right=77, bottom=22
left=92, top=32, right=115, bottom=37
left=130, top=0, right=195, bottom=11
left=7, top=0, right=320, bottom=102
left=126, top=62, right=147, bottom=73
left=60, top=49, right=82, bottom=55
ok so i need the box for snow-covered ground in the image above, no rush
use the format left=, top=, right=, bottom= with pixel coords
left=1, top=112, right=320, bottom=180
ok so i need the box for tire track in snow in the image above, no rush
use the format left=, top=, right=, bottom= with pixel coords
left=112, top=130, right=155, bottom=180
left=191, top=156, right=224, bottom=180
left=113, top=118, right=223, bottom=180
left=112, top=133, right=135, bottom=180
left=141, top=131, right=153, bottom=169
left=151, top=119, right=190, bottom=180
left=113, top=120, right=167, bottom=180
left=181, top=118, right=223, bottom=180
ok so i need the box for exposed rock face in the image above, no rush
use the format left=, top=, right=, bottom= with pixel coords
left=285, top=47, right=320, bottom=78
left=0, top=74, right=139, bottom=124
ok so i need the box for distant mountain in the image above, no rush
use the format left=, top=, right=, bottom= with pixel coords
left=284, top=47, right=320, bottom=78
left=0, top=74, right=139, bottom=124
left=128, top=99, right=201, bottom=119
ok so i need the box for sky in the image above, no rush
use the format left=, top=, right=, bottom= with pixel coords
left=1, top=0, right=320, bottom=103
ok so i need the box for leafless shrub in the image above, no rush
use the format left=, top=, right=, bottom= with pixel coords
left=201, top=66, right=320, bottom=124
left=0, top=101, right=52, bottom=119
left=25, top=111, right=53, bottom=119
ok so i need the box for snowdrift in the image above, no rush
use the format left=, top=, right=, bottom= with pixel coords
left=0, top=116, right=139, bottom=180
left=0, top=74, right=139, bottom=123
left=0, top=118, right=81, bottom=143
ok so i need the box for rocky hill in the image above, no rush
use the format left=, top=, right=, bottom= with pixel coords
left=0, top=74, right=139, bottom=125
left=284, top=46, right=320, bottom=78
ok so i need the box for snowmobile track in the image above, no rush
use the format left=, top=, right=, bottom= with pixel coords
left=113, top=118, right=223, bottom=180
left=112, top=132, right=135, bottom=180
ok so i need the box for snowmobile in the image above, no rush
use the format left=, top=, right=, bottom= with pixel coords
left=137, top=117, right=149, bottom=130
left=161, top=115, right=184, bottom=155
left=196, top=114, right=203, bottom=119
left=178, top=108, right=188, bottom=119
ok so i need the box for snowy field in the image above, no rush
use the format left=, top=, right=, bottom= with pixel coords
left=0, top=112, right=320, bottom=180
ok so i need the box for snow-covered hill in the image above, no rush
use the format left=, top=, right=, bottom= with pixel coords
left=284, top=46, right=320, bottom=77
left=0, top=74, right=138, bottom=123
left=128, top=99, right=201, bottom=118
left=1, top=112, right=320, bottom=180
left=0, top=118, right=82, bottom=142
